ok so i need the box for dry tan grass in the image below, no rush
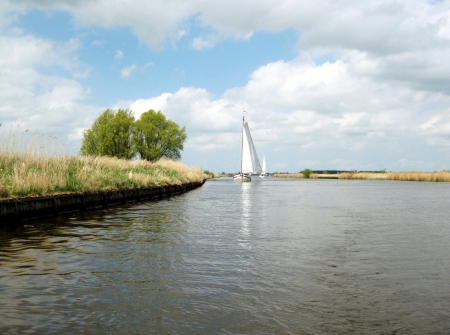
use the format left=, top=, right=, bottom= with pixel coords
left=387, top=171, right=450, bottom=182
left=268, top=170, right=450, bottom=182
left=0, top=128, right=206, bottom=198
left=337, top=172, right=388, bottom=180
left=310, top=173, right=338, bottom=179
left=273, top=173, right=304, bottom=178
left=154, top=159, right=206, bottom=184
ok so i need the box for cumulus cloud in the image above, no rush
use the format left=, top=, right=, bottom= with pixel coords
left=126, top=52, right=450, bottom=171
left=36, top=0, right=449, bottom=100
left=0, top=28, right=97, bottom=154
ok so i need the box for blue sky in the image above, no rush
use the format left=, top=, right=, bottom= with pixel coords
left=2, top=0, right=450, bottom=173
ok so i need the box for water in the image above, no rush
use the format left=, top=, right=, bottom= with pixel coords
left=1, top=178, right=450, bottom=334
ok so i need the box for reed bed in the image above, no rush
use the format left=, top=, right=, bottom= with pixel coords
left=310, top=173, right=338, bottom=179
left=0, top=128, right=206, bottom=199
left=273, top=173, right=304, bottom=178
left=387, top=171, right=450, bottom=182
left=336, top=172, right=388, bottom=180
left=274, top=171, right=450, bottom=182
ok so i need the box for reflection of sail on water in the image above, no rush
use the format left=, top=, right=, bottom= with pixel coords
left=239, top=183, right=251, bottom=243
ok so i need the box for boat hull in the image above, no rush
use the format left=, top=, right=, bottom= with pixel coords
left=233, top=174, right=251, bottom=182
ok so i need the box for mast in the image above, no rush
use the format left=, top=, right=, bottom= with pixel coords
left=240, top=114, right=244, bottom=175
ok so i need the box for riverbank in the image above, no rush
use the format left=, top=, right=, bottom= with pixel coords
left=273, top=173, right=304, bottom=178
left=0, top=152, right=208, bottom=200
left=0, top=180, right=205, bottom=224
left=274, top=171, right=450, bottom=181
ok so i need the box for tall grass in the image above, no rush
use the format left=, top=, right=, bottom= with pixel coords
left=274, top=171, right=450, bottom=182
left=273, top=173, right=304, bottom=178
left=387, top=171, right=450, bottom=182
left=336, top=172, right=387, bottom=180
left=0, top=127, right=206, bottom=199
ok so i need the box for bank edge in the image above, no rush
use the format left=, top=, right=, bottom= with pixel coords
left=0, top=180, right=206, bottom=225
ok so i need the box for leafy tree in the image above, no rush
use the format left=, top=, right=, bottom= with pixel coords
left=133, top=110, right=187, bottom=162
left=81, top=109, right=135, bottom=159
left=302, top=168, right=312, bottom=178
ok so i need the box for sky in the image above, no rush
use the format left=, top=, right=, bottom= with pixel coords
left=1, top=0, right=450, bottom=173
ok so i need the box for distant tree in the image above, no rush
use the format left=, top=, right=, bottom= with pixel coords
left=81, top=109, right=135, bottom=159
left=133, top=110, right=187, bottom=161
left=302, top=168, right=312, bottom=178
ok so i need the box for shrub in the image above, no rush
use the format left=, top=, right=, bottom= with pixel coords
left=302, top=168, right=312, bottom=178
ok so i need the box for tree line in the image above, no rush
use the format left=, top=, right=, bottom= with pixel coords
left=81, top=109, right=187, bottom=161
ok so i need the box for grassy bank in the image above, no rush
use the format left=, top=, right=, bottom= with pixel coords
left=0, top=130, right=207, bottom=199
left=0, top=153, right=206, bottom=199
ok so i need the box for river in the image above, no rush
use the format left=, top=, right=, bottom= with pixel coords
left=1, top=177, right=449, bottom=334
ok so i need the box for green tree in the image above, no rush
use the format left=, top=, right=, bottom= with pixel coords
left=133, top=109, right=187, bottom=161
left=302, top=168, right=312, bottom=178
left=81, top=109, right=135, bottom=159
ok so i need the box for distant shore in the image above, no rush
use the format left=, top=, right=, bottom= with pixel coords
left=274, top=171, right=450, bottom=182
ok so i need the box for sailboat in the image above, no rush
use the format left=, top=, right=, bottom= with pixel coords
left=233, top=115, right=262, bottom=182
left=259, top=155, right=266, bottom=178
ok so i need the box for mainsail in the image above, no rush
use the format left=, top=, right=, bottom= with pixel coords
left=241, top=121, right=262, bottom=174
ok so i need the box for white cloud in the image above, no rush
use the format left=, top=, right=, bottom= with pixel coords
left=120, top=62, right=154, bottom=78
left=120, top=64, right=137, bottom=78
left=192, top=34, right=219, bottom=50
left=0, top=28, right=98, bottom=155
left=124, top=50, right=450, bottom=171
left=130, top=93, right=171, bottom=118
left=114, top=50, right=124, bottom=59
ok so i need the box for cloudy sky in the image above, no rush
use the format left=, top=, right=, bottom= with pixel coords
left=1, top=0, right=450, bottom=173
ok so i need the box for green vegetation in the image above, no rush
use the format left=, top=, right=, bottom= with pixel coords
left=203, top=170, right=217, bottom=178
left=302, top=168, right=312, bottom=178
left=81, top=109, right=187, bottom=162
left=134, top=110, right=187, bottom=161
left=81, top=109, right=135, bottom=159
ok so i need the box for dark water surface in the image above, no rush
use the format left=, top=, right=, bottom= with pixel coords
left=1, top=178, right=450, bottom=334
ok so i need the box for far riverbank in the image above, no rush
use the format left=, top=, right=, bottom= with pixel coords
left=274, top=171, right=450, bottom=182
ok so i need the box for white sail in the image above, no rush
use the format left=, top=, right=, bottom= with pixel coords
left=241, top=121, right=262, bottom=174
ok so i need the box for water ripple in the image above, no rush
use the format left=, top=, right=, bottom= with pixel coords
left=1, top=179, right=450, bottom=334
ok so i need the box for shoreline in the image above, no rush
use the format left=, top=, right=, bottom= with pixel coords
left=274, top=171, right=450, bottom=182
left=0, top=180, right=206, bottom=225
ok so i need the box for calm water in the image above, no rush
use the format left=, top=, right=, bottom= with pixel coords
left=1, top=178, right=450, bottom=334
